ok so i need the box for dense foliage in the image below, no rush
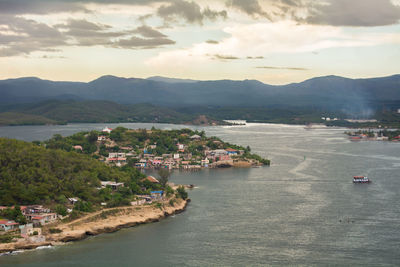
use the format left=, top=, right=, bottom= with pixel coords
left=0, top=138, right=148, bottom=206
left=0, top=100, right=227, bottom=126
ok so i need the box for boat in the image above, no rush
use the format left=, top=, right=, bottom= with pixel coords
left=353, top=176, right=370, bottom=183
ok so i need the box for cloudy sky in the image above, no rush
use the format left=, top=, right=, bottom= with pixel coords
left=1, top=0, right=400, bottom=84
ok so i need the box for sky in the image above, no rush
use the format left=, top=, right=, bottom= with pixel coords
left=0, top=0, right=400, bottom=84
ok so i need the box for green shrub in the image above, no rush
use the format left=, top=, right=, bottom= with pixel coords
left=176, top=186, right=188, bottom=200
left=49, top=228, right=62, bottom=233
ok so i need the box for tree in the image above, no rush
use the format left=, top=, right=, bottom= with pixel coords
left=176, top=186, right=188, bottom=200
left=158, top=168, right=170, bottom=189
left=55, top=205, right=68, bottom=216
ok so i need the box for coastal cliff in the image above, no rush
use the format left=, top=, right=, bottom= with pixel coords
left=0, top=199, right=189, bottom=254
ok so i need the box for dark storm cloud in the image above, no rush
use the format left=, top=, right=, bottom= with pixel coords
left=157, top=0, right=227, bottom=24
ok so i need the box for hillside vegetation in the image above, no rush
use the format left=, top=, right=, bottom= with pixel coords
left=0, top=100, right=228, bottom=126
left=0, top=138, right=150, bottom=206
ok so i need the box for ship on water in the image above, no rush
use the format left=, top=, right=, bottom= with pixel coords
left=353, top=176, right=370, bottom=183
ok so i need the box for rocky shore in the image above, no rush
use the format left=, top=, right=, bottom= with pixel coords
left=0, top=198, right=189, bottom=254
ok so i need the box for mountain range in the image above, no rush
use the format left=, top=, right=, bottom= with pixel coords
left=0, top=74, right=399, bottom=125
left=1, top=74, right=399, bottom=110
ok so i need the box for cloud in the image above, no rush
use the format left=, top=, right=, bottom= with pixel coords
left=0, top=0, right=87, bottom=15
left=146, top=21, right=400, bottom=68
left=55, top=19, right=127, bottom=46
left=226, top=0, right=269, bottom=19
left=0, top=15, right=67, bottom=56
left=0, top=16, right=176, bottom=56
left=114, top=24, right=175, bottom=49
left=225, top=0, right=400, bottom=27
left=114, top=36, right=175, bottom=49
left=157, top=0, right=227, bottom=24
left=212, top=54, right=240, bottom=60
left=133, top=25, right=167, bottom=38
left=304, top=0, right=400, bottom=27
left=256, top=66, right=308, bottom=71
left=206, top=39, right=219, bottom=44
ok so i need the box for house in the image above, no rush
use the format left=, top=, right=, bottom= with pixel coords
left=0, top=220, right=19, bottom=231
left=219, top=155, right=231, bottom=161
left=102, top=127, right=113, bottom=134
left=135, top=162, right=146, bottom=168
left=151, top=157, right=163, bottom=166
left=98, top=135, right=107, bottom=141
left=101, top=181, right=124, bottom=190
left=109, top=152, right=126, bottom=158
left=150, top=191, right=163, bottom=200
left=136, top=195, right=153, bottom=204
left=30, top=213, right=57, bottom=226
left=73, top=145, right=83, bottom=151
left=68, top=197, right=79, bottom=205
left=130, top=199, right=146, bottom=206
left=176, top=143, right=185, bottom=150
left=173, top=153, right=180, bottom=159
left=106, top=157, right=127, bottom=163
left=201, top=159, right=209, bottom=166
left=25, top=205, right=50, bottom=214
left=149, top=144, right=157, bottom=149
left=225, top=148, right=238, bottom=155
left=19, top=223, right=37, bottom=237
left=190, top=134, right=201, bottom=140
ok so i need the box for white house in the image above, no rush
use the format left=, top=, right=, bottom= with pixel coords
left=102, top=127, right=113, bottom=134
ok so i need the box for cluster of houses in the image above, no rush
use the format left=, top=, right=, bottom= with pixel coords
left=133, top=146, right=244, bottom=170
left=348, top=131, right=400, bottom=141
left=0, top=205, right=58, bottom=233
left=96, top=127, right=246, bottom=169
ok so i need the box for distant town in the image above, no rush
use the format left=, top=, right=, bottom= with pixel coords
left=73, top=127, right=270, bottom=169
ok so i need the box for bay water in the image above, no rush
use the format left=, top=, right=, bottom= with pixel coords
left=0, top=123, right=399, bottom=266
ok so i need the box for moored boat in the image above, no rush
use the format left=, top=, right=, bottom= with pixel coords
left=353, top=176, right=370, bottom=183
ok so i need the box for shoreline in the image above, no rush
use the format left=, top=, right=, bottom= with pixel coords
left=0, top=198, right=189, bottom=254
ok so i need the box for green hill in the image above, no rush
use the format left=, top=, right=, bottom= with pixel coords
left=0, top=100, right=227, bottom=126
left=0, top=138, right=147, bottom=206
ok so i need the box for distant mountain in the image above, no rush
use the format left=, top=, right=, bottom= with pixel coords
left=146, top=76, right=198, bottom=83
left=0, top=75, right=399, bottom=115
left=0, top=100, right=228, bottom=126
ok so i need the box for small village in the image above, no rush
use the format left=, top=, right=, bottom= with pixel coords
left=0, top=174, right=183, bottom=246
left=346, top=130, right=400, bottom=141
left=95, top=127, right=268, bottom=169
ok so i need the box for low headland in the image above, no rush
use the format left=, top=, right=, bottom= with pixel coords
left=0, top=197, right=189, bottom=254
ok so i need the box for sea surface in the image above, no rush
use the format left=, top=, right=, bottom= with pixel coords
left=0, top=123, right=400, bottom=266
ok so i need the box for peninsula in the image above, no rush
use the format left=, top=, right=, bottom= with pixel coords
left=0, top=128, right=269, bottom=253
